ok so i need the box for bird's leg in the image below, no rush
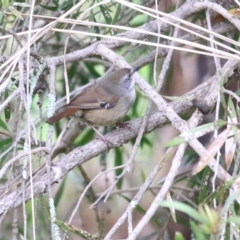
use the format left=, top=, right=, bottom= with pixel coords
left=89, top=124, right=113, bottom=148
left=114, top=121, right=132, bottom=131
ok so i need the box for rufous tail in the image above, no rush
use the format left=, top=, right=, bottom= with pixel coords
left=46, top=108, right=78, bottom=124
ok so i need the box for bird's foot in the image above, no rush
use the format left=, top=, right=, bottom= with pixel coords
left=114, top=122, right=131, bottom=131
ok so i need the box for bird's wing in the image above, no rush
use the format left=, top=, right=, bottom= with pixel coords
left=66, top=84, right=119, bottom=110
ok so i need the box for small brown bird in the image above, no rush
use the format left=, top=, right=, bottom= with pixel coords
left=46, top=67, right=137, bottom=126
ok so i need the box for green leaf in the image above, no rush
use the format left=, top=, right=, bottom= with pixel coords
left=40, top=0, right=59, bottom=11
left=225, top=221, right=231, bottom=239
left=140, top=167, right=146, bottom=182
left=165, top=136, right=186, bottom=147
left=54, top=177, right=66, bottom=208
left=97, top=0, right=112, bottom=24
left=220, top=87, right=228, bottom=115
left=0, top=138, right=13, bottom=164
left=115, top=148, right=123, bottom=189
left=0, top=138, right=12, bottom=146
left=219, top=73, right=225, bottom=88
left=4, top=90, right=10, bottom=121
left=0, top=118, right=9, bottom=132
left=165, top=120, right=227, bottom=147
left=227, top=95, right=237, bottom=119
left=112, top=3, right=121, bottom=25
left=8, top=6, right=23, bottom=20
left=59, top=0, right=73, bottom=11
left=227, top=216, right=240, bottom=225
left=140, top=135, right=152, bottom=148
left=55, top=219, right=101, bottom=239
left=203, top=179, right=235, bottom=205
left=91, top=15, right=101, bottom=41
left=159, top=200, right=207, bottom=223
left=162, top=95, right=189, bottom=101
left=222, top=190, right=240, bottom=214
left=190, top=221, right=207, bottom=240
left=198, top=167, right=211, bottom=203
left=76, top=128, right=95, bottom=145
left=174, top=232, right=186, bottom=240
left=2, top=0, right=10, bottom=8
left=13, top=2, right=31, bottom=7
left=0, top=12, right=4, bottom=24
left=187, top=120, right=226, bottom=135
left=225, top=203, right=240, bottom=237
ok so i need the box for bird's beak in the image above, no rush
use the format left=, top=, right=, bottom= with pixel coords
left=130, top=66, right=140, bottom=76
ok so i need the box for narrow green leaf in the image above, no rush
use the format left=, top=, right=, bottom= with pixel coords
left=55, top=219, right=101, bottom=239
left=13, top=2, right=31, bottom=7
left=227, top=95, right=237, bottom=120
left=40, top=0, right=59, bottom=11
left=92, top=15, right=101, bottom=41
left=4, top=90, right=10, bottom=121
left=219, top=73, right=225, bottom=88
left=190, top=221, right=206, bottom=240
left=140, top=135, right=151, bottom=147
left=112, top=3, right=121, bottom=24
left=59, top=0, right=73, bottom=11
left=2, top=0, right=9, bottom=8
left=0, top=138, right=12, bottom=146
left=0, top=118, right=9, bottom=132
left=77, top=128, right=95, bottom=145
left=54, top=177, right=66, bottom=208
left=97, top=1, right=112, bottom=24
left=222, top=190, right=240, bottom=214
left=140, top=168, right=146, bottom=182
left=159, top=200, right=207, bottom=223
left=198, top=167, right=211, bottom=203
left=0, top=138, right=13, bottom=164
left=227, top=216, right=240, bottom=225
left=8, top=6, right=23, bottom=20
left=165, top=136, right=186, bottom=147
left=0, top=12, right=4, bottom=23
left=115, top=148, right=123, bottom=189
left=203, top=179, right=235, bottom=205
left=162, top=95, right=189, bottom=101
left=165, top=120, right=227, bottom=147
left=174, top=232, right=186, bottom=240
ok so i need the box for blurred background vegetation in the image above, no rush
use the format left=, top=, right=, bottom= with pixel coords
left=1, top=0, right=240, bottom=239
